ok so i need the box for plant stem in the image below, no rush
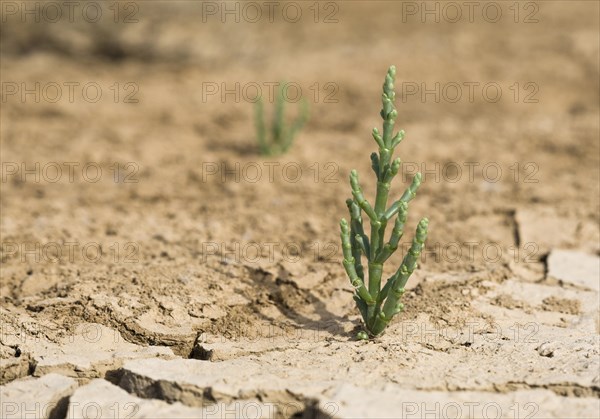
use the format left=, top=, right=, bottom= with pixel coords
left=340, top=65, right=429, bottom=338
left=370, top=218, right=429, bottom=336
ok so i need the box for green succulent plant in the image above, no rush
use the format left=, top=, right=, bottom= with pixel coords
left=340, top=65, right=429, bottom=339
left=254, top=83, right=308, bottom=156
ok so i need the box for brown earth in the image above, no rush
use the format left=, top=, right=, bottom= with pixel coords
left=1, top=1, right=599, bottom=418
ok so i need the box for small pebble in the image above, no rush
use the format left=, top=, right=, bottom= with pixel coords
left=537, top=342, right=554, bottom=357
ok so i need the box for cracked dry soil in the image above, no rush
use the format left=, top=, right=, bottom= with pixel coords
left=1, top=1, right=599, bottom=418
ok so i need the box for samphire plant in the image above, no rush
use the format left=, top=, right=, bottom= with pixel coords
left=340, top=65, right=429, bottom=340
left=254, top=83, right=309, bottom=156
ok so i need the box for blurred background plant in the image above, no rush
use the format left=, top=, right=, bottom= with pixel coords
left=254, top=84, right=309, bottom=156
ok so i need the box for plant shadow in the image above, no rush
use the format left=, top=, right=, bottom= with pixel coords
left=244, top=265, right=354, bottom=340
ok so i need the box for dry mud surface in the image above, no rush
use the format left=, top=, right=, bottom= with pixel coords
left=1, top=1, right=599, bottom=418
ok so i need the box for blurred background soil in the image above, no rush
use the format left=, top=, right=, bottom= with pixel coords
left=0, top=0, right=599, bottom=411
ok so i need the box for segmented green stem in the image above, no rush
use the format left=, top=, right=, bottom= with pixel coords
left=340, top=65, right=429, bottom=338
left=350, top=170, right=377, bottom=221
left=370, top=218, right=429, bottom=335
left=340, top=219, right=375, bottom=306
left=384, top=172, right=422, bottom=221
left=375, top=201, right=408, bottom=264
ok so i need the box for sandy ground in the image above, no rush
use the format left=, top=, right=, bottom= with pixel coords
left=1, top=1, right=599, bottom=418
